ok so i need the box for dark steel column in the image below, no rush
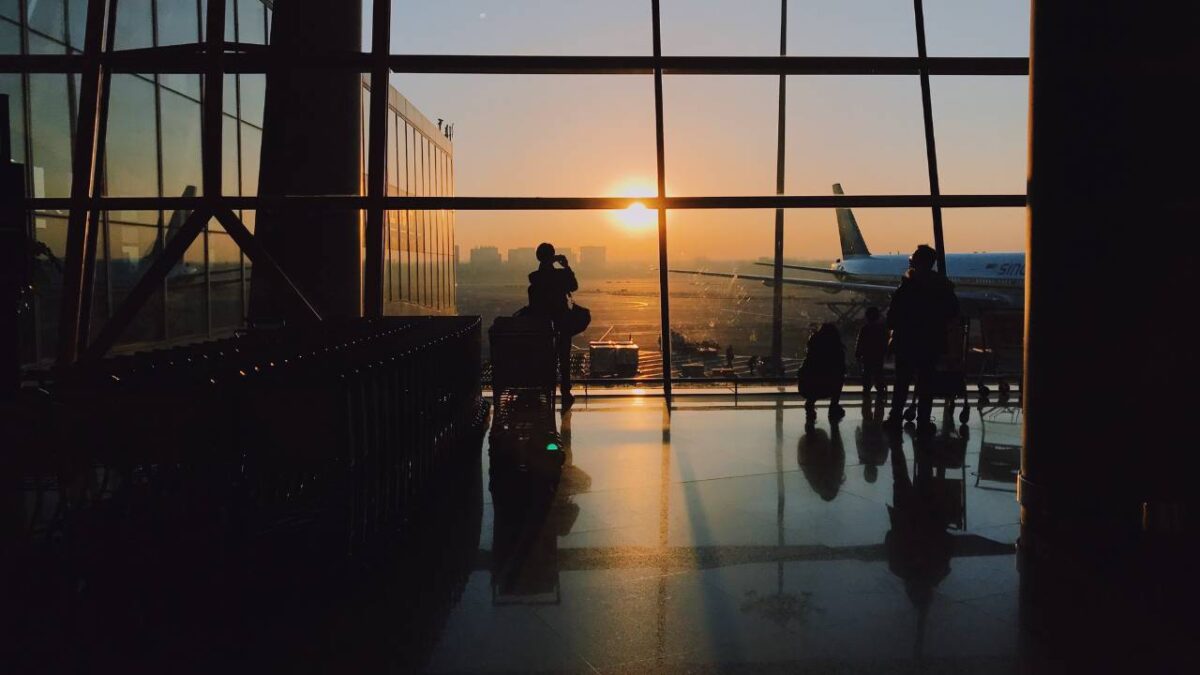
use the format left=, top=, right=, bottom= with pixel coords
left=912, top=0, right=947, bottom=273
left=770, top=0, right=787, bottom=375
left=363, top=0, right=391, bottom=318
left=56, top=0, right=114, bottom=364
left=1023, top=1, right=1200, bottom=561
left=651, top=0, right=672, bottom=398
left=251, top=0, right=363, bottom=322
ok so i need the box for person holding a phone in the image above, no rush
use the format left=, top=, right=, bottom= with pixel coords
left=528, top=243, right=581, bottom=407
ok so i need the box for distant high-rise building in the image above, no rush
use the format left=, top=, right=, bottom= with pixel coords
left=507, top=247, right=538, bottom=270
left=580, top=246, right=608, bottom=268
left=470, top=246, right=502, bottom=267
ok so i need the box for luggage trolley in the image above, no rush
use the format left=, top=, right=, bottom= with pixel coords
left=488, top=315, right=564, bottom=476
left=905, top=318, right=972, bottom=426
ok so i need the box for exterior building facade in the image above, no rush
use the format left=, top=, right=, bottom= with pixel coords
left=3, top=0, right=453, bottom=365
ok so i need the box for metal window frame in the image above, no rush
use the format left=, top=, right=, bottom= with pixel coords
left=3, top=1, right=1029, bottom=389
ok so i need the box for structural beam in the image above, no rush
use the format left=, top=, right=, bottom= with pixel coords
left=913, top=0, right=947, bottom=273
left=0, top=54, right=1030, bottom=77
left=25, top=194, right=1028, bottom=211
left=651, top=0, right=672, bottom=400
left=363, top=0, right=391, bottom=318
left=56, top=0, right=114, bottom=364
left=770, top=0, right=787, bottom=375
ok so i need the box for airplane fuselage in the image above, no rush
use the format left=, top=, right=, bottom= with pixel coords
left=837, top=252, right=1025, bottom=308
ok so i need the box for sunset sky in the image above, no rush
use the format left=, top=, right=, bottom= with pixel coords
left=381, top=1, right=1030, bottom=262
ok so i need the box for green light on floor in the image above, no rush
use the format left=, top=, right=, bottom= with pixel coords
left=545, top=442, right=560, bottom=451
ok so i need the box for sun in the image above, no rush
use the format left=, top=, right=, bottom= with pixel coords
left=610, top=179, right=658, bottom=233
left=616, top=202, right=657, bottom=232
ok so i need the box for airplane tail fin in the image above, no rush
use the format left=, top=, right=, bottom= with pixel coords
left=832, top=183, right=871, bottom=258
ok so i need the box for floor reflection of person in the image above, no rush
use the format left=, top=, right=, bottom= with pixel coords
left=527, top=243, right=579, bottom=407
left=885, top=432, right=953, bottom=656
left=885, top=245, right=959, bottom=432
left=856, top=396, right=890, bottom=483
left=797, top=423, right=846, bottom=502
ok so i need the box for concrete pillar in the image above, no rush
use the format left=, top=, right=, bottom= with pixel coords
left=1023, top=2, right=1199, bottom=557
left=249, top=0, right=363, bottom=322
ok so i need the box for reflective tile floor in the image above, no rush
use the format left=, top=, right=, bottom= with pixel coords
left=426, top=395, right=1028, bottom=673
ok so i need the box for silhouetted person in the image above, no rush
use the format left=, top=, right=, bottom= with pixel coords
left=747, top=354, right=759, bottom=376
left=527, top=242, right=579, bottom=407
left=725, top=344, right=735, bottom=369
left=798, top=323, right=846, bottom=425
left=855, top=306, right=888, bottom=398
left=798, top=424, right=846, bottom=502
left=885, top=245, right=959, bottom=431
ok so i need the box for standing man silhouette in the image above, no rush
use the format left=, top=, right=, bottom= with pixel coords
left=527, top=243, right=579, bottom=407
left=884, top=245, right=959, bottom=431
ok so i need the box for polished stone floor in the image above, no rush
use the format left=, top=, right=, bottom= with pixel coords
left=426, top=394, right=1027, bottom=673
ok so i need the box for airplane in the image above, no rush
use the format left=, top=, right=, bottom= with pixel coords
left=669, top=183, right=1025, bottom=315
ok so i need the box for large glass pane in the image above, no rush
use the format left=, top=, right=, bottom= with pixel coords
left=67, top=0, right=86, bottom=50
left=925, top=0, right=1030, bottom=57
left=221, top=114, right=239, bottom=197
left=235, top=0, right=264, bottom=45
left=391, top=74, right=654, bottom=197
left=157, top=0, right=201, bottom=46
left=788, top=0, right=916, bottom=56
left=663, top=76, right=775, bottom=197
left=113, top=0, right=152, bottom=50
left=457, top=211, right=657, bottom=366
left=104, top=75, right=159, bottom=215
left=389, top=0, right=648, bottom=55
left=785, top=76, right=928, bottom=196
left=108, top=219, right=166, bottom=345
left=239, top=122, right=260, bottom=196
left=208, top=230, right=242, bottom=331
left=1, top=1, right=19, bottom=21
left=27, top=0, right=66, bottom=43
left=931, top=76, right=1029, bottom=195
left=237, top=73, right=264, bottom=126
left=27, top=30, right=65, bottom=54
left=166, top=226, right=207, bottom=339
left=1, top=16, right=19, bottom=54
left=159, top=85, right=204, bottom=199
left=28, top=73, right=74, bottom=200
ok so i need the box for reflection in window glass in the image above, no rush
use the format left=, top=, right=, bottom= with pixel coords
left=104, top=75, right=159, bottom=214
left=27, top=0, right=66, bottom=42
left=1, top=16, right=20, bottom=54
left=1, top=1, right=19, bottom=21
left=108, top=221, right=165, bottom=344
left=167, top=233, right=207, bottom=339
left=28, top=74, right=74, bottom=199
left=221, top=114, right=240, bottom=197
left=157, top=0, right=201, bottom=46
left=160, top=86, right=204, bottom=199
left=113, top=0, right=152, bottom=50
left=32, top=216, right=67, bottom=359
left=209, top=231, right=243, bottom=330
left=68, top=0, right=86, bottom=50
left=238, top=73, right=264, bottom=126
left=223, top=73, right=237, bottom=116
left=236, top=0, right=265, bottom=44
left=239, top=123, right=261, bottom=196
left=27, top=31, right=65, bottom=54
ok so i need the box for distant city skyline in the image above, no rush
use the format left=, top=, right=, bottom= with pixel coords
left=375, top=1, right=1029, bottom=261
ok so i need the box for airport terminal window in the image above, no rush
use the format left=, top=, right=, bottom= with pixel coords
left=2, top=16, right=19, bottom=53
left=157, top=0, right=202, bottom=47
left=104, top=75, right=159, bottom=201
left=160, top=86, right=204, bottom=199
left=10, top=1, right=1023, bottom=376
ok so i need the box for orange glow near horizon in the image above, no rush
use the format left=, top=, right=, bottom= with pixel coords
left=610, top=180, right=658, bottom=234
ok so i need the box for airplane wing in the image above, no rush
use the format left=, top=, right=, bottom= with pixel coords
left=753, top=261, right=840, bottom=275
left=667, top=269, right=896, bottom=295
